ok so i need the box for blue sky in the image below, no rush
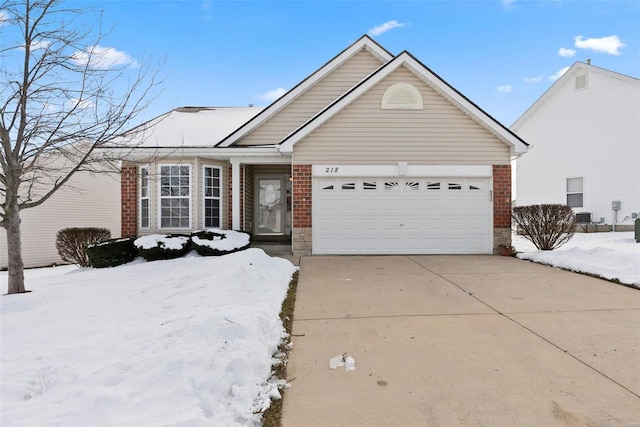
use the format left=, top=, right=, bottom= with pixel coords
left=7, top=0, right=640, bottom=127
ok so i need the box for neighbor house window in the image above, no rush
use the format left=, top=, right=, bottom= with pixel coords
left=203, top=166, right=221, bottom=228
left=566, top=177, right=583, bottom=207
left=575, top=74, right=588, bottom=90
left=139, top=166, right=150, bottom=229
left=159, top=165, right=191, bottom=228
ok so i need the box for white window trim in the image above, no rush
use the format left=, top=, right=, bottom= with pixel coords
left=566, top=177, right=584, bottom=208
left=139, top=165, right=150, bottom=229
left=158, top=163, right=192, bottom=229
left=202, top=165, right=223, bottom=229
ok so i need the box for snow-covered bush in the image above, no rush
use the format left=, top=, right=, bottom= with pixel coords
left=134, top=234, right=191, bottom=261
left=512, top=204, right=577, bottom=250
left=56, top=227, right=111, bottom=267
left=190, top=229, right=251, bottom=256
left=87, top=237, right=137, bottom=268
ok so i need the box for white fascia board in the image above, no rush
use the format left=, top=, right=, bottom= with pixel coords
left=102, top=146, right=283, bottom=162
left=279, top=59, right=405, bottom=154
left=312, top=165, right=492, bottom=178
left=230, top=155, right=292, bottom=165
left=281, top=52, right=529, bottom=156
left=218, top=36, right=393, bottom=148
left=399, top=55, right=529, bottom=156
left=511, top=63, right=581, bottom=132
left=511, top=61, right=639, bottom=132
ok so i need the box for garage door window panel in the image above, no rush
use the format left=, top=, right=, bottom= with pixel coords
left=341, top=183, right=356, bottom=190
left=363, top=182, right=377, bottom=190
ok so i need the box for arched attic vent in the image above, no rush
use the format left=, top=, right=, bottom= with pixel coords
left=381, top=82, right=424, bottom=110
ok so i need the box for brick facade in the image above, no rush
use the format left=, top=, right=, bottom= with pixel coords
left=493, top=164, right=512, bottom=252
left=292, top=164, right=312, bottom=255
left=121, top=166, right=138, bottom=238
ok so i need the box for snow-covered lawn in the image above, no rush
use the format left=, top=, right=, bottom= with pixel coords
left=1, top=249, right=297, bottom=426
left=513, top=231, right=640, bottom=288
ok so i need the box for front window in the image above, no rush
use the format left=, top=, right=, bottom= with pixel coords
left=203, top=166, right=221, bottom=228
left=139, top=166, right=150, bottom=229
left=566, top=177, right=583, bottom=208
left=159, top=165, right=191, bottom=228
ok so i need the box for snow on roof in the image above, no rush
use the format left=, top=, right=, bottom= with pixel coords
left=132, top=106, right=264, bottom=148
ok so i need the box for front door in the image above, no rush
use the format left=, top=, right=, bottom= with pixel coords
left=255, top=176, right=290, bottom=236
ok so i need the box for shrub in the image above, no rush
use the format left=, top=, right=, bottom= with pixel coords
left=512, top=204, right=577, bottom=250
left=133, top=234, right=191, bottom=261
left=56, top=227, right=111, bottom=267
left=190, top=229, right=251, bottom=256
left=87, top=237, right=137, bottom=268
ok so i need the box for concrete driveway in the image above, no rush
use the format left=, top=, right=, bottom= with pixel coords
left=281, top=255, right=640, bottom=426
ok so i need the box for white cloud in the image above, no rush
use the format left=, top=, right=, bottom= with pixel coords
left=17, top=39, right=51, bottom=52
left=71, top=45, right=140, bottom=69
left=501, top=0, right=516, bottom=6
left=259, top=88, right=286, bottom=102
left=574, top=35, right=625, bottom=55
left=558, top=47, right=576, bottom=57
left=66, top=98, right=94, bottom=110
left=524, top=75, right=543, bottom=83
left=368, top=20, right=407, bottom=37
left=498, top=85, right=512, bottom=93
left=549, top=66, right=570, bottom=81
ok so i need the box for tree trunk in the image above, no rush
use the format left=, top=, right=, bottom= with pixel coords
left=5, top=206, right=25, bottom=294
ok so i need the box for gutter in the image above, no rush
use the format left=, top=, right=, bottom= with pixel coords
left=96, top=145, right=287, bottom=161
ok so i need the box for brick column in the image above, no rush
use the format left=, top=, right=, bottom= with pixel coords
left=121, top=166, right=138, bottom=238
left=493, top=164, right=512, bottom=253
left=292, top=164, right=312, bottom=256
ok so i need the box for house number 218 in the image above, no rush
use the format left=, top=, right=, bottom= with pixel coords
left=325, top=167, right=339, bottom=173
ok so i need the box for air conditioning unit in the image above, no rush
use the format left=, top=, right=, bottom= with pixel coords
left=576, top=212, right=592, bottom=224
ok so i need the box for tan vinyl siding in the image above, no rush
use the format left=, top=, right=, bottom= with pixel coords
left=293, top=66, right=510, bottom=165
left=0, top=170, right=121, bottom=269
left=237, top=49, right=384, bottom=146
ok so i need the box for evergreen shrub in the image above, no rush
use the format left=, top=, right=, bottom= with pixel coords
left=87, top=237, right=137, bottom=268
left=133, top=234, right=191, bottom=261
left=190, top=229, right=251, bottom=256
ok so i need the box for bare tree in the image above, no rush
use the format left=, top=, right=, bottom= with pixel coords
left=1, top=0, right=161, bottom=294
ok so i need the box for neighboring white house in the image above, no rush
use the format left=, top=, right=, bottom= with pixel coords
left=513, top=61, right=639, bottom=229
left=0, top=169, right=121, bottom=269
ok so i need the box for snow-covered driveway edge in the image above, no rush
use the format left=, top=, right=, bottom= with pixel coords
left=1, top=248, right=298, bottom=426
left=512, top=232, right=640, bottom=289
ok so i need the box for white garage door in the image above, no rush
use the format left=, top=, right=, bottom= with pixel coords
left=313, top=177, right=492, bottom=254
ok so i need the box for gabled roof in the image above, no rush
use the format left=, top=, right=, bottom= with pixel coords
left=278, top=51, right=529, bottom=157
left=511, top=61, right=640, bottom=131
left=216, top=35, right=393, bottom=148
